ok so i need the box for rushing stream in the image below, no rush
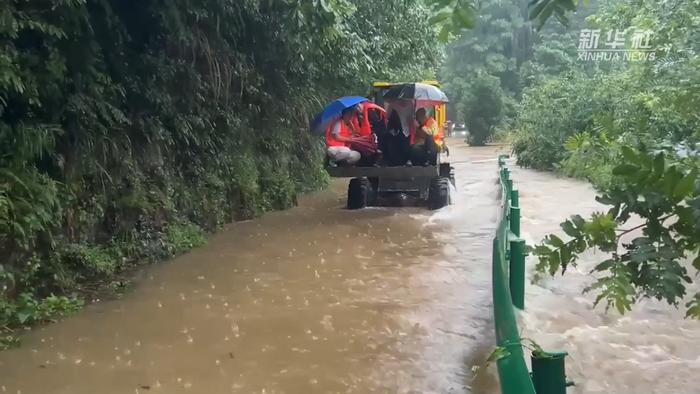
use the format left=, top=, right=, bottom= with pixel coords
left=512, top=165, right=700, bottom=394
left=0, top=140, right=698, bottom=394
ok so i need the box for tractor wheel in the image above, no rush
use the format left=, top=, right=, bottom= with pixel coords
left=428, top=177, right=451, bottom=210
left=347, top=178, right=371, bottom=210
left=440, top=163, right=456, bottom=188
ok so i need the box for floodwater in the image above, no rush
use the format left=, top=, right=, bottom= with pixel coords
left=0, top=140, right=505, bottom=394
left=512, top=165, right=700, bottom=394
left=1, top=141, right=698, bottom=394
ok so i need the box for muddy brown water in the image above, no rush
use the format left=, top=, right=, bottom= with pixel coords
left=512, top=165, right=700, bottom=394
left=1, top=140, right=699, bottom=394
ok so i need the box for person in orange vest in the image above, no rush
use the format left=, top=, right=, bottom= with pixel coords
left=326, top=107, right=361, bottom=166
left=410, top=108, right=440, bottom=165
left=354, top=102, right=386, bottom=136
left=353, top=103, right=370, bottom=136
left=346, top=102, right=384, bottom=165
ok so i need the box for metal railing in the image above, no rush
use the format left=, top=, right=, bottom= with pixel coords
left=493, top=156, right=570, bottom=394
left=493, top=155, right=536, bottom=394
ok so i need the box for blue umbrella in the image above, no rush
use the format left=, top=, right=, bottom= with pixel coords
left=310, top=96, right=368, bottom=134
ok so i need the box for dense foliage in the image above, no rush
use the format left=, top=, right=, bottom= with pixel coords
left=462, top=75, right=504, bottom=146
left=440, top=0, right=593, bottom=143
left=511, top=0, right=700, bottom=317
left=441, top=0, right=530, bottom=129
left=0, top=0, right=440, bottom=347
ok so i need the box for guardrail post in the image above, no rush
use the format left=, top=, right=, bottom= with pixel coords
left=507, top=179, right=513, bottom=196
left=509, top=206, right=520, bottom=237
left=509, top=239, right=525, bottom=310
left=510, top=189, right=519, bottom=208
left=531, top=351, right=571, bottom=394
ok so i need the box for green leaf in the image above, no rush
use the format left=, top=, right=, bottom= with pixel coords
left=561, top=0, right=577, bottom=11
left=438, top=24, right=451, bottom=42
left=548, top=250, right=561, bottom=274
left=639, top=150, right=654, bottom=170
left=663, top=166, right=682, bottom=196
left=633, top=169, right=651, bottom=185
left=653, top=153, right=665, bottom=176
left=571, top=215, right=585, bottom=229
left=534, top=245, right=552, bottom=256
left=596, top=195, right=615, bottom=205
left=687, top=295, right=700, bottom=319
left=453, top=5, right=475, bottom=29
left=429, top=10, right=452, bottom=25
left=17, top=311, right=32, bottom=324
left=614, top=294, right=632, bottom=315
left=560, top=245, right=572, bottom=266
left=486, top=346, right=511, bottom=363
left=607, top=204, right=621, bottom=219
left=528, top=0, right=551, bottom=22
left=561, top=220, right=578, bottom=237
left=547, top=234, right=565, bottom=248
left=620, top=146, right=640, bottom=164
left=613, top=164, right=640, bottom=176
left=673, top=169, right=697, bottom=200
left=592, top=259, right=615, bottom=272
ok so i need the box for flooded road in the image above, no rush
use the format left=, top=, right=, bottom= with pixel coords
left=2, top=142, right=698, bottom=394
left=0, top=140, right=506, bottom=394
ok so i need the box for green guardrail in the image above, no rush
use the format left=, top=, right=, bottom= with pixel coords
left=494, top=156, right=571, bottom=394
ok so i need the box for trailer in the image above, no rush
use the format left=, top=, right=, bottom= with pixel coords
left=327, top=161, right=455, bottom=210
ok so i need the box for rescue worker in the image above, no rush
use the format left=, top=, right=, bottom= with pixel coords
left=326, top=107, right=361, bottom=166
left=355, top=102, right=386, bottom=136
left=354, top=103, right=370, bottom=136
left=409, top=108, right=440, bottom=166
left=383, top=109, right=411, bottom=166
left=351, top=102, right=384, bottom=166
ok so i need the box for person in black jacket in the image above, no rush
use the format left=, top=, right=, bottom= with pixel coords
left=381, top=110, right=411, bottom=166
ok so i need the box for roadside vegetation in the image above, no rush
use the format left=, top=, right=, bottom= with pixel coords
left=520, top=0, right=700, bottom=318
left=0, top=0, right=440, bottom=348
left=440, top=0, right=593, bottom=146
left=442, top=0, right=700, bottom=317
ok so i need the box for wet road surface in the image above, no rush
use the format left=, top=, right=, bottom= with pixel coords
left=0, top=140, right=506, bottom=394
left=2, top=142, right=698, bottom=394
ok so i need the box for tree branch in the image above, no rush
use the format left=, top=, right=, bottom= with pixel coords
left=615, top=213, right=675, bottom=237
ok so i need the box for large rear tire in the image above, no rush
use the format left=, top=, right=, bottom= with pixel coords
left=428, top=177, right=451, bottom=210
left=440, top=163, right=456, bottom=189
left=347, top=178, right=371, bottom=210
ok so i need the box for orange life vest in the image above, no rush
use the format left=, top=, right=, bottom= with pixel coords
left=410, top=116, right=443, bottom=146
left=357, top=103, right=386, bottom=136
left=433, top=120, right=445, bottom=149
left=352, top=116, right=366, bottom=136
left=326, top=119, right=358, bottom=147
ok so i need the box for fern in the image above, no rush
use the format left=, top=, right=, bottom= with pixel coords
left=565, top=132, right=591, bottom=151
